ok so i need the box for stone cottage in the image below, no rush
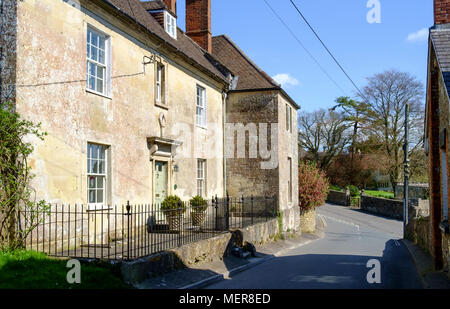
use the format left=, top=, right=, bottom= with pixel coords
left=211, top=35, right=300, bottom=231
left=424, top=0, right=450, bottom=272
left=0, top=0, right=300, bottom=232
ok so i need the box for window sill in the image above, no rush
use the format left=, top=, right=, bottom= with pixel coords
left=196, top=125, right=207, bottom=130
left=155, top=102, right=169, bottom=110
left=86, top=88, right=112, bottom=100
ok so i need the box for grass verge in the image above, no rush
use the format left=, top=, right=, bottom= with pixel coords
left=0, top=250, right=130, bottom=289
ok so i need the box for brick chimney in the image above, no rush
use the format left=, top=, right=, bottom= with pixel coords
left=434, top=0, right=450, bottom=25
left=163, top=0, right=177, bottom=15
left=186, top=0, right=212, bottom=53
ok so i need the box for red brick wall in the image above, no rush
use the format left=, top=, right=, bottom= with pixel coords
left=163, top=0, right=176, bottom=15
left=186, top=0, right=212, bottom=53
left=435, top=0, right=450, bottom=25
left=428, top=54, right=444, bottom=269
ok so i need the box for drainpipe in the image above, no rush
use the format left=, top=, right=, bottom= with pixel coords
left=222, top=90, right=228, bottom=197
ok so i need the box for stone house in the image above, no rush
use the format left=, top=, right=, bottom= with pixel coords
left=0, top=0, right=300, bottom=232
left=211, top=35, right=300, bottom=230
left=424, top=0, right=450, bottom=272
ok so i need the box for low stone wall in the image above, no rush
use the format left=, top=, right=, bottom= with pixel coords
left=326, top=190, right=349, bottom=206
left=360, top=195, right=429, bottom=220
left=120, top=218, right=280, bottom=285
left=405, top=216, right=433, bottom=255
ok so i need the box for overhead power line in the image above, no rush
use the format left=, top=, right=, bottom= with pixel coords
left=289, top=0, right=369, bottom=103
left=262, top=0, right=347, bottom=96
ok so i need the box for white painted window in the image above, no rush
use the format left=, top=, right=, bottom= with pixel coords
left=164, top=11, right=177, bottom=39
left=87, top=143, right=108, bottom=207
left=197, top=159, right=206, bottom=197
left=156, top=63, right=165, bottom=104
left=86, top=27, right=110, bottom=96
left=196, top=85, right=206, bottom=127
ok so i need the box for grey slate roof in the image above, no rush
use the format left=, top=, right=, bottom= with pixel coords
left=430, top=28, right=450, bottom=98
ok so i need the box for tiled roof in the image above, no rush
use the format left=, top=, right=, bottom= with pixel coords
left=212, top=35, right=299, bottom=109
left=431, top=27, right=450, bottom=98
left=140, top=0, right=167, bottom=11
left=212, top=35, right=279, bottom=90
left=101, top=0, right=229, bottom=83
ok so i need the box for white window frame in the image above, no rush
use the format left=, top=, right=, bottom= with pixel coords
left=197, top=159, right=206, bottom=197
left=87, top=143, right=109, bottom=209
left=164, top=11, right=177, bottom=39
left=196, top=85, right=207, bottom=128
left=86, top=26, right=110, bottom=97
left=155, top=62, right=167, bottom=106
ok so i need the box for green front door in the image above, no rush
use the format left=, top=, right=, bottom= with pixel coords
left=154, top=161, right=168, bottom=206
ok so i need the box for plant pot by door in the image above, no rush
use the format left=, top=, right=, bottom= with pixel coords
left=191, top=211, right=205, bottom=226
left=166, top=214, right=183, bottom=232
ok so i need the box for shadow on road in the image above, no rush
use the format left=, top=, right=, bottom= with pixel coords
left=205, top=239, right=422, bottom=289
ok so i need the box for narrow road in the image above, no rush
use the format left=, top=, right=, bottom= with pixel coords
left=206, top=204, right=423, bottom=289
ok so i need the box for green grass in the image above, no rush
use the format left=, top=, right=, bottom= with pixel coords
left=364, top=190, right=395, bottom=199
left=0, top=250, right=131, bottom=289
left=329, top=185, right=344, bottom=192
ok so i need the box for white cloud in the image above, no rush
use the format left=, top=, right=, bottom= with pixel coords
left=406, top=28, right=428, bottom=43
left=272, top=73, right=300, bottom=88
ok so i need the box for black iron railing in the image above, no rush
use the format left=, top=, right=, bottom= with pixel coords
left=18, top=195, right=277, bottom=261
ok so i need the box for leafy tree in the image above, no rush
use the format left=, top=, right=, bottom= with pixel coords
left=0, top=101, right=49, bottom=250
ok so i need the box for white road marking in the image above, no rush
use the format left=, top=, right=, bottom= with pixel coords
left=318, top=214, right=362, bottom=239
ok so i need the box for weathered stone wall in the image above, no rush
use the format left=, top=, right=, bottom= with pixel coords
left=15, top=0, right=225, bottom=206
left=406, top=216, right=433, bottom=255
left=225, top=90, right=300, bottom=232
left=361, top=195, right=429, bottom=220
left=326, top=190, right=349, bottom=206
left=277, top=93, right=300, bottom=232
left=0, top=0, right=17, bottom=104
left=226, top=90, right=279, bottom=198
left=395, top=183, right=430, bottom=199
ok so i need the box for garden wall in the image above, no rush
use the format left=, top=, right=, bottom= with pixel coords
left=119, top=218, right=280, bottom=285
left=360, top=195, right=429, bottom=220
left=326, top=190, right=349, bottom=206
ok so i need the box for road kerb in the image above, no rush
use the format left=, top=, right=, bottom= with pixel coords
left=179, top=235, right=322, bottom=289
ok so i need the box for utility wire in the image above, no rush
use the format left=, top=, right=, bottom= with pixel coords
left=289, top=0, right=369, bottom=103
left=263, top=0, right=347, bottom=95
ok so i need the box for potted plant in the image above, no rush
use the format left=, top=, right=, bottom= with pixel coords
left=161, top=195, right=186, bottom=232
left=189, top=196, right=208, bottom=226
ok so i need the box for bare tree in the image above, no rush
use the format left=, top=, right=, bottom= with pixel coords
left=359, top=70, right=424, bottom=193
left=298, top=109, right=351, bottom=170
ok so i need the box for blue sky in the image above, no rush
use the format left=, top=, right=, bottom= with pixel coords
left=176, top=0, right=433, bottom=112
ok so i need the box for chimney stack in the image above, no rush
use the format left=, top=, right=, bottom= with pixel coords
left=434, top=0, right=450, bottom=25
left=163, top=0, right=177, bottom=15
left=185, top=0, right=212, bottom=53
